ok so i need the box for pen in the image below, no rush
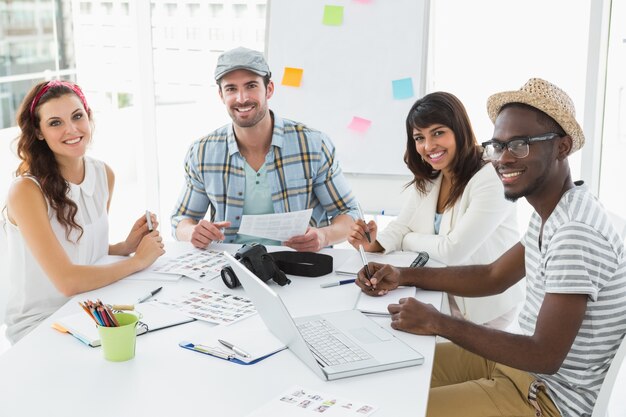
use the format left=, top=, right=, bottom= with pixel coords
left=137, top=286, right=162, bottom=303
left=355, top=202, right=371, bottom=243
left=191, top=343, right=234, bottom=360
left=218, top=339, right=251, bottom=358
left=145, top=210, right=154, bottom=232
left=320, top=279, right=356, bottom=288
left=358, top=244, right=372, bottom=282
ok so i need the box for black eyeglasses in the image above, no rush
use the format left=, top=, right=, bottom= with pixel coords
left=481, top=133, right=561, bottom=160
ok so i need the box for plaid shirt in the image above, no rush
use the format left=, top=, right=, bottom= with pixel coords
left=171, top=113, right=358, bottom=242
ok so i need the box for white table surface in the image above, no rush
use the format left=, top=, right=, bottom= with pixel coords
left=0, top=242, right=442, bottom=417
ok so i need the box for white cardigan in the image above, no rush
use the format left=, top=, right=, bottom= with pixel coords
left=377, top=164, right=524, bottom=324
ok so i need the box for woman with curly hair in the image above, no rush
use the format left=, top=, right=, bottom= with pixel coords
left=3, top=80, right=165, bottom=343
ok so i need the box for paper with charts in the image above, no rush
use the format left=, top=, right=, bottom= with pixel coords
left=238, top=209, right=313, bottom=241
left=152, top=287, right=256, bottom=325
left=246, top=385, right=378, bottom=416
left=149, top=249, right=229, bottom=283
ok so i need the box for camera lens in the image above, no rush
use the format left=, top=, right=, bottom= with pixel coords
left=220, top=266, right=240, bottom=289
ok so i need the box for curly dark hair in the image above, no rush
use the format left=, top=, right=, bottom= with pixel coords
left=404, top=91, right=485, bottom=211
left=15, top=81, right=93, bottom=241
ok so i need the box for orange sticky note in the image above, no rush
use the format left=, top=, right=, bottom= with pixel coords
left=282, top=67, right=304, bottom=87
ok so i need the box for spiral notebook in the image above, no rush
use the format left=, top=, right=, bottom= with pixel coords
left=52, top=302, right=195, bottom=347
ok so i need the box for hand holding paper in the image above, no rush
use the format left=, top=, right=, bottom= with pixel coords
left=237, top=209, right=313, bottom=241
left=283, top=226, right=327, bottom=252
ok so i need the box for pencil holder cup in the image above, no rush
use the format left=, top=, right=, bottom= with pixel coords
left=98, top=312, right=139, bottom=362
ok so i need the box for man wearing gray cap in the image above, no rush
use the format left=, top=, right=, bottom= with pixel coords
left=354, top=79, right=626, bottom=417
left=171, top=47, right=358, bottom=251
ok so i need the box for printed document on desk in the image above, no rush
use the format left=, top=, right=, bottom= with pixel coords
left=246, top=385, right=378, bottom=416
left=52, top=302, right=195, bottom=347
left=149, top=249, right=229, bottom=283
left=238, top=209, right=313, bottom=241
left=153, top=287, right=257, bottom=325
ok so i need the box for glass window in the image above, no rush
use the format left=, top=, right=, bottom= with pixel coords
left=209, top=4, right=223, bottom=18
left=187, top=3, right=200, bottom=17
left=233, top=4, right=247, bottom=18
left=598, top=1, right=626, bottom=216
left=429, top=0, right=590, bottom=227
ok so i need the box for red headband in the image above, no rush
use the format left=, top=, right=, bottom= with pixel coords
left=29, top=80, right=90, bottom=118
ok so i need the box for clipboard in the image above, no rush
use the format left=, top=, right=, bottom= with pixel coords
left=177, top=315, right=286, bottom=365
left=178, top=341, right=285, bottom=365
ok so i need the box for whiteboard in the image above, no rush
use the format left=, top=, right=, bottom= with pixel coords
left=266, top=0, right=430, bottom=175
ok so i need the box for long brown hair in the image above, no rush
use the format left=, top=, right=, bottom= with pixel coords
left=15, top=81, right=92, bottom=240
left=404, top=91, right=484, bottom=211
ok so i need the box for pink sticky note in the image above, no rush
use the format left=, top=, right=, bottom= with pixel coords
left=353, top=0, right=372, bottom=3
left=348, top=116, right=372, bottom=133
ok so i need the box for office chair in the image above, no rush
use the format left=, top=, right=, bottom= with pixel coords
left=591, top=334, right=626, bottom=417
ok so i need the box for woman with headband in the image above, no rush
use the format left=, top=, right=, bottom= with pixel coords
left=3, top=80, right=165, bottom=343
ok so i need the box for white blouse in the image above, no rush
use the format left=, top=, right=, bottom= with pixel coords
left=4, top=157, right=110, bottom=343
left=376, top=164, right=524, bottom=325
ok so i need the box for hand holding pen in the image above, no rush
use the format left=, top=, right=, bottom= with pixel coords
left=354, top=250, right=402, bottom=296
left=348, top=207, right=382, bottom=252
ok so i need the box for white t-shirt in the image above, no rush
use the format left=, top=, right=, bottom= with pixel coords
left=520, top=185, right=626, bottom=417
left=4, top=157, right=110, bottom=343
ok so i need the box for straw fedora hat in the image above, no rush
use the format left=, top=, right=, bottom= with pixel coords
left=486, top=78, right=585, bottom=154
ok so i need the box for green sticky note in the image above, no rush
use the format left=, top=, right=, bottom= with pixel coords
left=323, top=5, right=344, bottom=26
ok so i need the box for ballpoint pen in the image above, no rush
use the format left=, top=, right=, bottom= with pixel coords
left=320, top=279, right=356, bottom=288
left=180, top=342, right=234, bottom=360
left=358, top=244, right=372, bottom=282
left=355, top=202, right=371, bottom=243
left=218, top=339, right=251, bottom=358
left=145, top=210, right=154, bottom=232
left=137, top=286, right=162, bottom=304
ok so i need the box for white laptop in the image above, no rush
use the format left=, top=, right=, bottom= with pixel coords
left=224, top=252, right=423, bottom=381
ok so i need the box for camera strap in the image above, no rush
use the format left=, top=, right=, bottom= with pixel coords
left=269, top=251, right=333, bottom=277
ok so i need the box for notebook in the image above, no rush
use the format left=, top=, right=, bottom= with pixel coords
left=52, top=302, right=195, bottom=347
left=224, top=252, right=423, bottom=381
left=354, top=286, right=417, bottom=316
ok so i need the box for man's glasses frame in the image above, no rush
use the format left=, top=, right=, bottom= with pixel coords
left=481, top=133, right=561, bottom=160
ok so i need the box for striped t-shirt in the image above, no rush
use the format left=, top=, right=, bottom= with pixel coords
left=519, top=185, right=626, bottom=417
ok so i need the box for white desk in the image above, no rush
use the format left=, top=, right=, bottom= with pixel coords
left=0, top=243, right=441, bottom=417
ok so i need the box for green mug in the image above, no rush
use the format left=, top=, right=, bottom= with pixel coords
left=97, top=312, right=139, bottom=362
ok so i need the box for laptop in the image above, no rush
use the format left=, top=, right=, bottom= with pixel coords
left=224, top=252, right=423, bottom=381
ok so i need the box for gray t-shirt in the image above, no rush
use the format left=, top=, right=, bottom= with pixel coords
left=520, top=185, right=626, bottom=416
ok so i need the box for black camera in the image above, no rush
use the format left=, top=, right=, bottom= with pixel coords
left=221, top=243, right=291, bottom=289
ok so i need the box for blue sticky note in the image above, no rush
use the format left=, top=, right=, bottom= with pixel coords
left=392, top=78, right=414, bottom=100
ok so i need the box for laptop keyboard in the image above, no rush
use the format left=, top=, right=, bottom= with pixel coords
left=297, top=319, right=372, bottom=367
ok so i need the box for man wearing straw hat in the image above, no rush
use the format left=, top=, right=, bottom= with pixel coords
left=355, top=78, right=626, bottom=417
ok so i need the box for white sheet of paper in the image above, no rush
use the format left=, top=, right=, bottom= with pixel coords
left=246, top=385, right=378, bottom=416
left=355, top=286, right=417, bottom=316
left=336, top=251, right=418, bottom=276
left=237, top=209, right=313, bottom=241
left=194, top=315, right=286, bottom=363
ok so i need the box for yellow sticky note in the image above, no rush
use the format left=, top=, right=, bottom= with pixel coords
left=282, top=67, right=304, bottom=87
left=323, top=5, right=344, bottom=26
